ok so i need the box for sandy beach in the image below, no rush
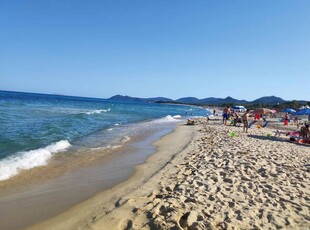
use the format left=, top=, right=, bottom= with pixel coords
left=27, top=117, right=310, bottom=230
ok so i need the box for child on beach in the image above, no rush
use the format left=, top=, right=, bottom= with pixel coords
left=242, top=109, right=250, bottom=133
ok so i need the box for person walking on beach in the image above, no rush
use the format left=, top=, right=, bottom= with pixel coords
left=242, top=109, right=250, bottom=133
left=222, top=106, right=231, bottom=125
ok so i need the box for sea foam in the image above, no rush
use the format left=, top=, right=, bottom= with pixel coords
left=148, top=115, right=182, bottom=124
left=0, top=140, right=71, bottom=181
left=85, top=108, right=110, bottom=115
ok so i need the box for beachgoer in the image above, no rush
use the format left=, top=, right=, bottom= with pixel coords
left=284, top=113, right=289, bottom=125
left=300, top=124, right=310, bottom=139
left=242, top=109, right=250, bottom=133
left=233, top=113, right=241, bottom=126
left=222, top=106, right=231, bottom=125
left=284, top=113, right=289, bottom=120
left=205, top=115, right=210, bottom=124
left=187, top=119, right=195, bottom=125
left=254, top=113, right=260, bottom=121
left=294, top=117, right=299, bottom=128
left=213, top=109, right=216, bottom=116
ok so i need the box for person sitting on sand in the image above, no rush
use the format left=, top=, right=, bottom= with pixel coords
left=242, top=109, right=250, bottom=133
left=233, top=113, right=241, bottom=126
left=187, top=119, right=195, bottom=125
left=300, top=124, right=310, bottom=139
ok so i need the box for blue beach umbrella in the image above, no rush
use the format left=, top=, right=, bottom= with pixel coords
left=282, top=108, right=296, bottom=114
left=295, top=108, right=310, bottom=115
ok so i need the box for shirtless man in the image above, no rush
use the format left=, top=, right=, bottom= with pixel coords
left=242, top=109, right=250, bottom=133
left=222, top=106, right=231, bottom=125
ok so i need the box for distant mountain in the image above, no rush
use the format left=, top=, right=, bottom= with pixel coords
left=217, top=96, right=248, bottom=105
left=108, top=94, right=307, bottom=106
left=109, top=95, right=174, bottom=103
left=146, top=97, right=174, bottom=102
left=175, top=96, right=247, bottom=105
left=176, top=97, right=201, bottom=104
left=199, top=97, right=222, bottom=104
left=252, top=96, right=286, bottom=104
left=109, top=95, right=145, bottom=102
left=186, top=96, right=248, bottom=105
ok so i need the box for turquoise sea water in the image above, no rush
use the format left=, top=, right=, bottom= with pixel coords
left=0, top=91, right=209, bottom=181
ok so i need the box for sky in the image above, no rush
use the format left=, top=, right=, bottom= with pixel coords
left=0, top=0, right=309, bottom=101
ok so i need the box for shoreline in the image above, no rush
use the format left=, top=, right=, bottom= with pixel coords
left=0, top=122, right=181, bottom=230
left=31, top=118, right=310, bottom=229
left=29, top=123, right=197, bottom=230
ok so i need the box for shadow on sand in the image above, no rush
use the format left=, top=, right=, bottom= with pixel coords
left=248, top=134, right=289, bottom=143
left=248, top=134, right=310, bottom=147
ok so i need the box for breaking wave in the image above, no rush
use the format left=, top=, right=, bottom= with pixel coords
left=0, top=140, right=71, bottom=181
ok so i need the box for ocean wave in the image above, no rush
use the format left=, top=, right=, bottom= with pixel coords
left=172, top=115, right=182, bottom=119
left=160, top=115, right=182, bottom=122
left=85, top=108, right=110, bottom=115
left=0, top=140, right=71, bottom=181
left=143, top=115, right=182, bottom=125
left=54, top=108, right=111, bottom=115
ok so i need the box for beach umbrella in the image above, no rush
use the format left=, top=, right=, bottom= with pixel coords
left=251, top=108, right=274, bottom=115
left=282, top=108, right=296, bottom=114
left=295, top=108, right=310, bottom=115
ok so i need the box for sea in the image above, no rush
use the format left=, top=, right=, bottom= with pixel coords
left=0, top=90, right=210, bottom=181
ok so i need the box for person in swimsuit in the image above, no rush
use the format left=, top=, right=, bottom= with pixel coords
left=222, top=106, right=231, bottom=125
left=242, top=109, right=250, bottom=133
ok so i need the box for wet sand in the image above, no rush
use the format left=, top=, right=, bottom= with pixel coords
left=29, top=118, right=310, bottom=230
left=0, top=127, right=175, bottom=230
left=29, top=124, right=195, bottom=230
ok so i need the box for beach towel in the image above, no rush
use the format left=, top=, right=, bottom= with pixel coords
left=248, top=121, right=256, bottom=128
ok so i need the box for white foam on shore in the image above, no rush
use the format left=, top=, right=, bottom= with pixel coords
left=143, top=115, right=182, bottom=125
left=90, top=144, right=122, bottom=151
left=159, top=115, right=182, bottom=122
left=121, top=136, right=131, bottom=143
left=0, top=140, right=71, bottom=181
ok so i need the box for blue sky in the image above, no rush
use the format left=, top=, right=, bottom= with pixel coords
left=1, top=0, right=309, bottom=101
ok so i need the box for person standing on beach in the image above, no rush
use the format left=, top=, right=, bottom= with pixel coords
left=242, top=109, right=250, bottom=133
left=222, top=106, right=231, bottom=125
